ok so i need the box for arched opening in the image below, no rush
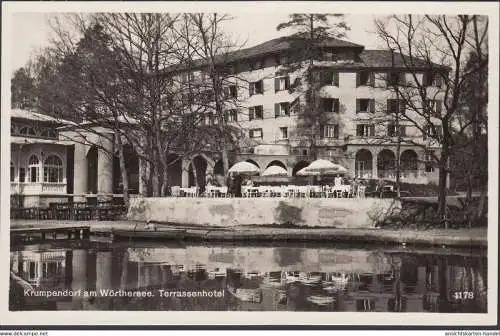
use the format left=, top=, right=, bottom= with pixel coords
left=292, top=160, right=309, bottom=176
left=355, top=149, right=373, bottom=178
left=112, top=145, right=140, bottom=194
left=266, top=160, right=287, bottom=170
left=377, top=149, right=396, bottom=179
left=43, top=155, right=64, bottom=183
left=400, top=150, right=418, bottom=178
left=188, top=155, right=208, bottom=191
left=87, top=146, right=98, bottom=194
left=166, top=154, right=182, bottom=187
left=245, top=159, right=260, bottom=169
left=213, top=159, right=225, bottom=186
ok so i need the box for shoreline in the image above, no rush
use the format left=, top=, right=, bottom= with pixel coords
left=10, top=220, right=487, bottom=249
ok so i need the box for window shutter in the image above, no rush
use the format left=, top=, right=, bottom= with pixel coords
left=285, top=76, right=290, bottom=90
left=369, top=72, right=375, bottom=87
left=333, top=72, right=339, bottom=87
left=285, top=103, right=290, bottom=116
left=249, top=129, right=254, bottom=138
left=334, top=99, right=340, bottom=113
left=320, top=125, right=325, bottom=138
left=370, top=125, right=375, bottom=136
left=386, top=72, right=391, bottom=88
left=274, top=77, right=280, bottom=92
left=369, top=99, right=375, bottom=113
left=249, top=83, right=254, bottom=96
left=399, top=100, right=405, bottom=114
left=356, top=99, right=360, bottom=113
left=356, top=72, right=360, bottom=87
left=275, top=103, right=280, bottom=118
left=334, top=125, right=339, bottom=139
left=249, top=107, right=254, bottom=120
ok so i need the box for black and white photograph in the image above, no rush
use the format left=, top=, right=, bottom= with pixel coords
left=1, top=1, right=497, bottom=327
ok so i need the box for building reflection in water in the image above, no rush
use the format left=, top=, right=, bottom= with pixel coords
left=10, top=243, right=487, bottom=312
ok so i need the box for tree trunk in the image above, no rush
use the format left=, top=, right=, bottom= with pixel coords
left=160, top=165, right=169, bottom=197
left=115, top=131, right=130, bottom=207
left=151, top=161, right=160, bottom=197
left=437, top=150, right=449, bottom=227
left=191, top=162, right=198, bottom=187
left=221, top=147, right=230, bottom=176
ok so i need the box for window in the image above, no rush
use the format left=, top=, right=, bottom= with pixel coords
left=422, top=123, right=443, bottom=141
left=320, top=98, right=340, bottom=113
left=321, top=124, right=339, bottom=139
left=425, top=150, right=435, bottom=172
left=224, top=85, right=238, bottom=99
left=250, top=59, right=263, bottom=70
left=357, top=71, right=374, bottom=87
left=28, top=155, right=40, bottom=182
left=40, top=127, right=57, bottom=138
left=249, top=80, right=264, bottom=96
left=10, top=162, right=15, bottom=182
left=323, top=51, right=338, bottom=61
left=356, top=99, right=375, bottom=113
left=319, top=70, right=339, bottom=87
left=425, top=99, right=443, bottom=115
left=274, top=102, right=290, bottom=117
left=249, top=105, right=264, bottom=120
left=43, top=155, right=63, bottom=183
left=19, top=126, right=36, bottom=136
left=387, top=71, right=404, bottom=86
left=225, top=109, right=238, bottom=122
left=279, top=127, right=288, bottom=139
left=274, top=76, right=290, bottom=92
left=19, top=168, right=26, bottom=183
left=275, top=55, right=288, bottom=65
left=356, top=124, right=375, bottom=137
left=387, top=99, right=405, bottom=114
left=423, top=72, right=443, bottom=87
left=387, top=123, right=406, bottom=137
left=249, top=128, right=263, bottom=139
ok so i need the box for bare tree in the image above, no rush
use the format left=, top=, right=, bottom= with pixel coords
left=374, top=14, right=488, bottom=223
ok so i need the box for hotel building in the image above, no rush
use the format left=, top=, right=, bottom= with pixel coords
left=10, top=35, right=445, bottom=205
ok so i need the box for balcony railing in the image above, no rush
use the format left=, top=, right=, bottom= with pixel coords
left=11, top=182, right=67, bottom=195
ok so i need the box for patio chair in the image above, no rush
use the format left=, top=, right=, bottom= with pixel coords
left=171, top=186, right=181, bottom=197
left=357, top=186, right=366, bottom=198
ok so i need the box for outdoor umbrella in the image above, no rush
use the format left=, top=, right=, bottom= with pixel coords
left=262, top=165, right=288, bottom=177
left=296, top=167, right=320, bottom=176
left=228, top=161, right=260, bottom=175
left=304, top=159, right=348, bottom=174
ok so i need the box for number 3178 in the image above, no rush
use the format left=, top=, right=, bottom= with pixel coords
left=453, top=291, right=474, bottom=300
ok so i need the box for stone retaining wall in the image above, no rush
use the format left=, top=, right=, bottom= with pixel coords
left=127, top=197, right=400, bottom=228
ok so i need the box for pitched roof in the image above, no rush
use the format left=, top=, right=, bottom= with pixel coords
left=226, top=35, right=364, bottom=62
left=163, top=35, right=364, bottom=73
left=359, top=50, right=449, bottom=70
left=10, top=109, right=75, bottom=125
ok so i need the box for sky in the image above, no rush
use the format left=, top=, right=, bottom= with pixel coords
left=9, top=12, right=385, bottom=74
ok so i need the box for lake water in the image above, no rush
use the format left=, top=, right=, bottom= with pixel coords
left=10, top=241, right=487, bottom=312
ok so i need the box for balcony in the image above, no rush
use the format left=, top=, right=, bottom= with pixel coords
left=11, top=182, right=67, bottom=195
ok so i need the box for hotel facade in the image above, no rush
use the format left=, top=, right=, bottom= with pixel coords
left=10, top=36, right=445, bottom=206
